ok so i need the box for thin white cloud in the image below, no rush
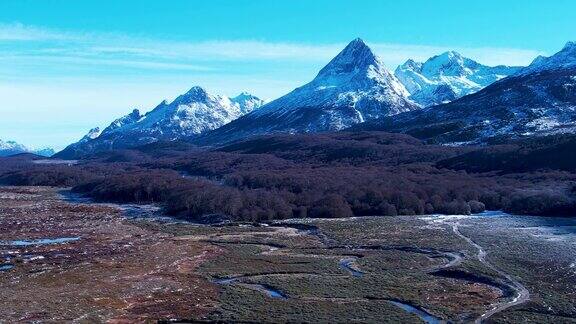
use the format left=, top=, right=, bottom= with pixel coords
left=0, top=23, right=547, bottom=68
left=455, top=47, right=543, bottom=66
left=88, top=41, right=543, bottom=67
left=0, top=54, right=214, bottom=71
left=0, top=22, right=72, bottom=41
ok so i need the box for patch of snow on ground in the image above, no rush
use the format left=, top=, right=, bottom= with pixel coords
left=526, top=116, right=560, bottom=131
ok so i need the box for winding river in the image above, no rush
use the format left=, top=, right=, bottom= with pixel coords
left=59, top=192, right=539, bottom=323
left=209, top=224, right=447, bottom=323
left=421, top=212, right=533, bottom=323
left=451, top=222, right=530, bottom=323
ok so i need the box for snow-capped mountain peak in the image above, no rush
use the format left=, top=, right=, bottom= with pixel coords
left=564, top=41, right=576, bottom=51
left=361, top=41, right=576, bottom=144
left=316, top=38, right=379, bottom=78
left=100, top=109, right=142, bottom=136
left=176, top=86, right=212, bottom=104
left=86, top=87, right=265, bottom=143
left=116, top=86, right=261, bottom=137
left=420, top=51, right=472, bottom=77
left=231, top=91, right=261, bottom=102
left=0, top=139, right=54, bottom=157
left=430, top=50, right=463, bottom=63
left=79, top=127, right=101, bottom=143
left=250, top=38, right=416, bottom=118
left=530, top=55, right=547, bottom=66
left=56, top=86, right=265, bottom=158
left=0, top=139, right=27, bottom=152
left=231, top=92, right=265, bottom=114
left=195, top=38, right=419, bottom=145
left=310, top=38, right=410, bottom=97
left=395, top=52, right=520, bottom=107
left=401, top=59, right=421, bottom=71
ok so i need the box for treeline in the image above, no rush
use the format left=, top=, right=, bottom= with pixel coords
left=1, top=132, right=575, bottom=221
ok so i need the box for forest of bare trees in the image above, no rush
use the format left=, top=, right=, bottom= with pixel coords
left=1, top=132, right=575, bottom=222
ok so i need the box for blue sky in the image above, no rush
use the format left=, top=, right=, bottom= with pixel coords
left=0, top=0, right=574, bottom=150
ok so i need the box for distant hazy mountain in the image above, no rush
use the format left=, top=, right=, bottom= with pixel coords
left=0, top=139, right=54, bottom=157
left=196, top=38, right=419, bottom=145
left=353, top=42, right=576, bottom=144
left=395, top=51, right=521, bottom=107
left=33, top=148, right=56, bottom=157
left=55, top=87, right=264, bottom=158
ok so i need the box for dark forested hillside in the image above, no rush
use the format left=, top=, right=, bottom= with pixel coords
left=351, top=67, right=576, bottom=144
left=1, top=131, right=575, bottom=221
left=437, top=134, right=576, bottom=173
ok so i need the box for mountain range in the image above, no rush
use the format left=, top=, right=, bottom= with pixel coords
left=394, top=51, right=520, bottom=107
left=195, top=38, right=419, bottom=145
left=355, top=42, right=576, bottom=144
left=55, top=38, right=576, bottom=156
left=0, top=139, right=54, bottom=157
left=56, top=88, right=265, bottom=158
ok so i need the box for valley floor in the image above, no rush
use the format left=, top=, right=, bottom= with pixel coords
left=1, top=187, right=575, bottom=323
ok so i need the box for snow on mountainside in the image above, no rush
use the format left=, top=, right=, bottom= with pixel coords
left=78, top=127, right=102, bottom=143
left=100, top=109, right=142, bottom=136
left=518, top=42, right=576, bottom=75
left=353, top=42, right=576, bottom=144
left=196, top=38, right=419, bottom=145
left=395, top=51, right=521, bottom=107
left=34, top=148, right=56, bottom=157
left=0, top=140, right=27, bottom=156
left=231, top=92, right=266, bottom=114
left=55, top=87, right=264, bottom=158
left=113, top=86, right=262, bottom=137
left=252, top=38, right=417, bottom=122
left=0, top=139, right=54, bottom=157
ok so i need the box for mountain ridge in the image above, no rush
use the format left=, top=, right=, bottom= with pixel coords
left=195, top=38, right=419, bottom=146
left=0, top=139, right=54, bottom=157
left=352, top=42, right=576, bottom=144
left=395, top=51, right=521, bottom=107
left=54, top=87, right=264, bottom=158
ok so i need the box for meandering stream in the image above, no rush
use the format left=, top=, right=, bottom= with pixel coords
left=209, top=223, right=447, bottom=323
left=1, top=237, right=80, bottom=246
left=421, top=212, right=532, bottom=323
left=57, top=193, right=542, bottom=323
left=213, top=276, right=288, bottom=299
left=451, top=222, right=530, bottom=323
left=338, top=257, right=364, bottom=277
